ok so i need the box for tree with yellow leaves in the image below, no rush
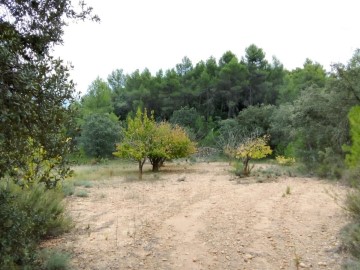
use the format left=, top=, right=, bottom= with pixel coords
left=148, top=123, right=196, bottom=172
left=113, top=108, right=155, bottom=177
left=113, top=108, right=196, bottom=177
left=235, top=135, right=272, bottom=176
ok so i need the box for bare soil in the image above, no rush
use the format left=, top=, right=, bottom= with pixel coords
left=52, top=162, right=350, bottom=269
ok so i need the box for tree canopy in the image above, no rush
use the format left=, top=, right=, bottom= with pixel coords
left=113, top=108, right=196, bottom=175
left=72, top=42, right=360, bottom=179
left=0, top=0, right=98, bottom=186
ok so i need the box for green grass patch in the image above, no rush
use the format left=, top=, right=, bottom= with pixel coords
left=75, top=190, right=89, bottom=197
left=70, top=160, right=136, bottom=182
left=61, top=181, right=75, bottom=197
left=73, top=180, right=93, bottom=188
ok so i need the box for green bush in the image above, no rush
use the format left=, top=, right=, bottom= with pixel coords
left=233, top=161, right=244, bottom=177
left=75, top=190, right=89, bottom=197
left=61, top=181, right=75, bottom=197
left=40, top=249, right=71, bottom=270
left=345, top=192, right=360, bottom=223
left=80, top=113, right=120, bottom=158
left=342, top=187, right=360, bottom=267
left=342, top=223, right=360, bottom=258
left=343, top=258, right=360, bottom=270
left=0, top=181, right=72, bottom=268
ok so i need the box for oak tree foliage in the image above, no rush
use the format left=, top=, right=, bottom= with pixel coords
left=0, top=0, right=98, bottom=186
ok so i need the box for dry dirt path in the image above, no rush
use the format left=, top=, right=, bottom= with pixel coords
left=56, top=162, right=349, bottom=269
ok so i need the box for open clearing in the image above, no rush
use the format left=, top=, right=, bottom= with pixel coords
left=51, top=162, right=349, bottom=269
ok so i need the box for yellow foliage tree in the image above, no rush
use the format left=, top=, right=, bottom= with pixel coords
left=113, top=109, right=196, bottom=176
left=148, top=123, right=196, bottom=172
left=235, top=135, right=272, bottom=176
left=113, top=108, right=155, bottom=177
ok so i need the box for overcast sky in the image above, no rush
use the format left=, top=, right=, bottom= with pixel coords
left=54, top=0, right=360, bottom=94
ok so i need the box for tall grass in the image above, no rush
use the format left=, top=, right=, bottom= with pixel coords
left=70, top=160, right=136, bottom=182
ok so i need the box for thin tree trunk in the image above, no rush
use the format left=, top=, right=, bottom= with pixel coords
left=243, top=157, right=250, bottom=176
left=138, top=159, right=145, bottom=180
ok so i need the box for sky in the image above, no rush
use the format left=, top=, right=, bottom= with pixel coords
left=54, top=0, right=360, bottom=95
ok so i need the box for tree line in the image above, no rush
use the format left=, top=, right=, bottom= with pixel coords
left=76, top=45, right=360, bottom=179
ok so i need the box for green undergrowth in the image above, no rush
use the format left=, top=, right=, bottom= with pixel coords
left=341, top=167, right=360, bottom=268
left=0, top=181, right=72, bottom=269
left=232, top=159, right=301, bottom=182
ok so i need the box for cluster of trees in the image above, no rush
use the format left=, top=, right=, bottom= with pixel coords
left=76, top=45, right=360, bottom=179
left=113, top=109, right=196, bottom=177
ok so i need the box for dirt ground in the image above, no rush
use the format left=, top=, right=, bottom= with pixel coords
left=53, top=162, right=350, bottom=270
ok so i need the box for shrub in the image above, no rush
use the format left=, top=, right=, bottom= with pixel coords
left=80, top=113, right=120, bottom=158
left=73, top=180, right=93, bottom=188
left=276, top=155, right=295, bottom=166
left=233, top=161, right=244, bottom=177
left=342, top=188, right=360, bottom=266
left=75, top=190, right=89, bottom=197
left=40, top=249, right=71, bottom=270
left=342, top=222, right=360, bottom=258
left=61, top=181, right=75, bottom=197
left=235, top=135, right=272, bottom=176
left=0, top=181, right=72, bottom=268
left=345, top=192, right=360, bottom=223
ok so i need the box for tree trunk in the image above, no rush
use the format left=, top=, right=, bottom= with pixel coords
left=243, top=157, right=250, bottom=177
left=138, top=159, right=145, bottom=180
left=152, top=162, right=160, bottom=172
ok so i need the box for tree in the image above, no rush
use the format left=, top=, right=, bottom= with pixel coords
left=80, top=114, right=120, bottom=158
left=0, top=0, right=98, bottom=185
left=113, top=108, right=155, bottom=177
left=237, top=105, right=275, bottom=135
left=243, top=44, right=269, bottom=106
left=345, top=106, right=360, bottom=168
left=216, top=56, right=248, bottom=118
left=108, top=69, right=129, bottom=119
left=235, top=135, right=272, bottom=176
left=276, top=59, right=326, bottom=104
left=169, top=106, right=201, bottom=139
left=148, top=123, right=196, bottom=172
left=0, top=1, right=98, bottom=267
left=81, top=78, right=114, bottom=116
left=113, top=109, right=196, bottom=175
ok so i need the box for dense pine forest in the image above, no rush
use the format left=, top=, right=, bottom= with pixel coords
left=76, top=44, right=360, bottom=179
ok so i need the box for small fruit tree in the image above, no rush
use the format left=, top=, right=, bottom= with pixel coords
left=148, top=123, right=196, bottom=172
left=113, top=108, right=155, bottom=177
left=113, top=108, right=196, bottom=176
left=235, top=135, right=272, bottom=176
